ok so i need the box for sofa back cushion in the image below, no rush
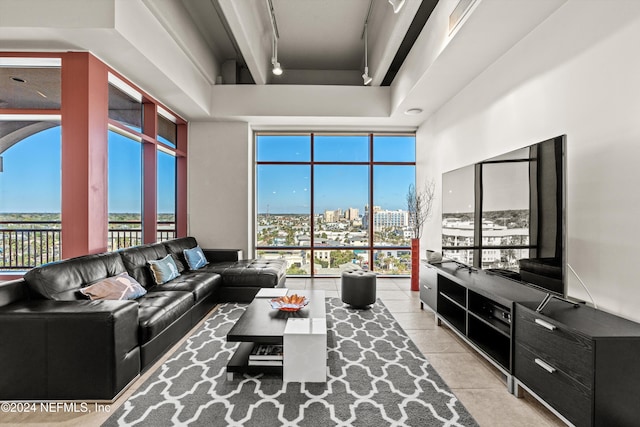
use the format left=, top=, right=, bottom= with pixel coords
left=24, top=252, right=127, bottom=300
left=119, top=243, right=168, bottom=288
left=162, top=237, right=198, bottom=272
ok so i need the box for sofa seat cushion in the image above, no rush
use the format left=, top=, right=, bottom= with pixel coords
left=147, top=271, right=221, bottom=303
left=202, top=259, right=286, bottom=288
left=137, top=291, right=193, bottom=344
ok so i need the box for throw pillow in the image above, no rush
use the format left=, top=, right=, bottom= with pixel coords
left=148, top=254, right=180, bottom=285
left=184, top=246, right=209, bottom=270
left=79, top=273, right=147, bottom=301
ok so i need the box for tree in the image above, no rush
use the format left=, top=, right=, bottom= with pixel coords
left=314, top=257, right=328, bottom=268
left=287, top=265, right=307, bottom=275
left=329, top=250, right=354, bottom=268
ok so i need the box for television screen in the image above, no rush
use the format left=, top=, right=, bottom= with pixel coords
left=442, top=135, right=565, bottom=295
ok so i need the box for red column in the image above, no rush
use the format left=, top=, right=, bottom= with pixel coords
left=176, top=123, right=188, bottom=237
left=411, top=238, right=420, bottom=291
left=143, top=102, right=158, bottom=244
left=61, top=52, right=109, bottom=258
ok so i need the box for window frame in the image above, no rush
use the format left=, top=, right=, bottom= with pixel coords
left=255, top=132, right=416, bottom=277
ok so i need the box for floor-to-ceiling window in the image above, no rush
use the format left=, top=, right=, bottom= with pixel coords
left=0, top=57, right=62, bottom=270
left=256, top=132, right=416, bottom=276
left=107, top=129, right=143, bottom=250
left=107, top=75, right=182, bottom=250
left=0, top=53, right=186, bottom=273
left=107, top=78, right=144, bottom=250
left=156, top=108, right=177, bottom=241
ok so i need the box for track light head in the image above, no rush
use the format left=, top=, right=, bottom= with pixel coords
left=272, top=61, right=283, bottom=76
left=362, top=67, right=372, bottom=85
left=388, top=0, right=406, bottom=13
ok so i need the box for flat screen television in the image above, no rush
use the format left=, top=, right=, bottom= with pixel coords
left=441, top=135, right=565, bottom=296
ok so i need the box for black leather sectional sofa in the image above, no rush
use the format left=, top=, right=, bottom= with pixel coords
left=0, top=236, right=286, bottom=401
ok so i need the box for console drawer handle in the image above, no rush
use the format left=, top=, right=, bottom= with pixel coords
left=534, top=318, right=557, bottom=331
left=422, top=285, right=432, bottom=290
left=534, top=358, right=557, bottom=374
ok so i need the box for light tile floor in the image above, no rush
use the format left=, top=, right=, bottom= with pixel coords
left=297, top=277, right=564, bottom=427
left=4, top=277, right=565, bottom=426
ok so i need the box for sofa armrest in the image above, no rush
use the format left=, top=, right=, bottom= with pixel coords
left=0, top=299, right=140, bottom=400
left=203, top=249, right=244, bottom=263
left=0, top=279, right=27, bottom=308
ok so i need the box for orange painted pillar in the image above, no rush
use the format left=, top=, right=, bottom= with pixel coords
left=143, top=102, right=158, bottom=244
left=176, top=123, right=188, bottom=237
left=60, top=52, right=109, bottom=258
left=411, top=238, right=420, bottom=291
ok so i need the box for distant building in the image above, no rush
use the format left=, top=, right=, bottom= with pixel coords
left=324, top=209, right=341, bottom=223
left=345, top=207, right=359, bottom=221
left=364, top=205, right=409, bottom=232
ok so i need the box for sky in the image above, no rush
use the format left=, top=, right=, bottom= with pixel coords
left=0, top=131, right=415, bottom=215
left=0, top=126, right=176, bottom=214
left=256, top=134, right=416, bottom=214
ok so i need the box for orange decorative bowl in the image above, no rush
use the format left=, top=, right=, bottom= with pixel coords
left=270, top=294, right=309, bottom=311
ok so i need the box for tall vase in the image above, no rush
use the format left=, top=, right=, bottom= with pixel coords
left=411, top=238, right=420, bottom=291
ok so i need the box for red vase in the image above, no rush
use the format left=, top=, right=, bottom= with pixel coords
left=411, top=238, right=419, bottom=291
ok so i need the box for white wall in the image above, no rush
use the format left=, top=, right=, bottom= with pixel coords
left=188, top=121, right=252, bottom=256
left=417, top=2, right=640, bottom=322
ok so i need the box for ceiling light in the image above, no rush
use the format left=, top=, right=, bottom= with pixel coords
left=267, top=0, right=283, bottom=77
left=405, top=108, right=423, bottom=115
left=362, top=23, right=372, bottom=86
left=272, top=61, right=283, bottom=76
left=388, top=0, right=406, bottom=13
left=271, top=35, right=282, bottom=76
left=362, top=68, right=372, bottom=85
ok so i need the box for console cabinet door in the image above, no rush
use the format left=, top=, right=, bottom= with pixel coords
left=419, top=261, right=437, bottom=311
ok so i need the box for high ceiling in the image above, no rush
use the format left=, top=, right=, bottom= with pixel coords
left=178, top=0, right=433, bottom=86
left=0, top=0, right=573, bottom=128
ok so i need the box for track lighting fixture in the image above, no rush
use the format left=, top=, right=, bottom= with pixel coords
left=388, top=0, right=406, bottom=13
left=362, top=23, right=372, bottom=85
left=272, top=59, right=283, bottom=76
left=271, top=32, right=282, bottom=75
left=267, top=0, right=283, bottom=76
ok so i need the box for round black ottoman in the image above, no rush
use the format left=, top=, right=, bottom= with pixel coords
left=341, top=270, right=376, bottom=309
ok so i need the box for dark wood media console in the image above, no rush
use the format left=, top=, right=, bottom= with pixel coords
left=515, top=301, right=640, bottom=427
left=419, top=259, right=640, bottom=426
left=420, top=260, right=546, bottom=392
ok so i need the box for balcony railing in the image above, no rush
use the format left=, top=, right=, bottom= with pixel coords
left=0, top=220, right=176, bottom=270
left=108, top=221, right=176, bottom=251
left=0, top=221, right=61, bottom=270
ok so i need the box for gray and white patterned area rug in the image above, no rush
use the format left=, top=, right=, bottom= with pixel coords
left=103, top=298, right=478, bottom=427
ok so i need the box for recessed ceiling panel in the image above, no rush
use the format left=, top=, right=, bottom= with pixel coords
left=0, top=67, right=61, bottom=109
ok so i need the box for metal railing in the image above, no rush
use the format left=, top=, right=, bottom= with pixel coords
left=108, top=221, right=176, bottom=251
left=0, top=221, right=61, bottom=270
left=0, top=220, right=176, bottom=270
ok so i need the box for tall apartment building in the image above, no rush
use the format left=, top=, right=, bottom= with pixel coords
left=363, top=205, right=409, bottom=232
left=345, top=208, right=359, bottom=221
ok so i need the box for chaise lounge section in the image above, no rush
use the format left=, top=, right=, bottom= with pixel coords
left=0, top=236, right=286, bottom=401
